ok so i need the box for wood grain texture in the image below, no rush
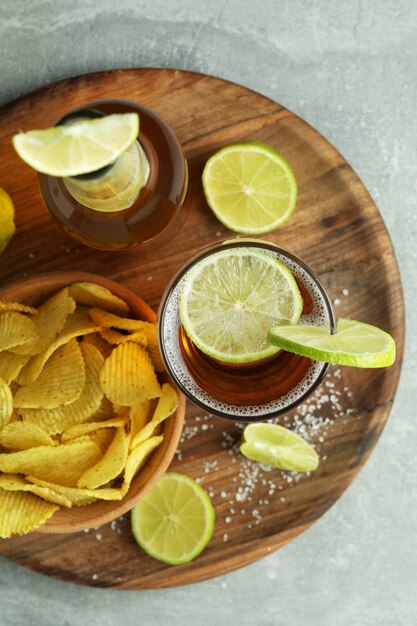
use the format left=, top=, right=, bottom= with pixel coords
left=0, top=69, right=404, bottom=589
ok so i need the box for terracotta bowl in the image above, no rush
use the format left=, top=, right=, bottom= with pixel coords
left=0, top=271, right=185, bottom=533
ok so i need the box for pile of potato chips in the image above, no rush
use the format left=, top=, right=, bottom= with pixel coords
left=0, top=282, right=178, bottom=538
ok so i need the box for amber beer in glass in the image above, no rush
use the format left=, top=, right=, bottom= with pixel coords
left=158, top=239, right=336, bottom=422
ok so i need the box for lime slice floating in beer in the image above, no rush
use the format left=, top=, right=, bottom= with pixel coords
left=202, top=141, right=297, bottom=234
left=180, top=248, right=303, bottom=363
left=240, top=423, right=319, bottom=472
left=131, top=473, right=215, bottom=565
left=268, top=318, right=396, bottom=368
left=12, top=113, right=139, bottom=177
left=0, top=187, right=15, bottom=254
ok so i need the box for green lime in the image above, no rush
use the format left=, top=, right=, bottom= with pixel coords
left=0, top=187, right=15, bottom=254
left=12, top=113, right=139, bottom=177
left=131, top=473, right=215, bottom=565
left=180, top=248, right=303, bottom=363
left=268, top=318, right=396, bottom=368
left=202, top=141, right=297, bottom=234
left=240, top=423, right=319, bottom=472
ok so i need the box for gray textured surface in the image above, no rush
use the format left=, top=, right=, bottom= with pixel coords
left=0, top=1, right=416, bottom=625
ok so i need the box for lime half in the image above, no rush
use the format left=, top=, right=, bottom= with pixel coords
left=240, top=423, right=319, bottom=472
left=0, top=187, right=15, bottom=254
left=202, top=141, right=297, bottom=234
left=12, top=113, right=139, bottom=177
left=180, top=248, right=303, bottom=363
left=131, top=473, right=215, bottom=565
left=268, top=318, right=396, bottom=368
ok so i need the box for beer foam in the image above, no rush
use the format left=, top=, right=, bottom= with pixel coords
left=160, top=247, right=333, bottom=419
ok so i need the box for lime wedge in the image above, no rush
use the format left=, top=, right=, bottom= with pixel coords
left=268, top=318, right=396, bottom=368
left=240, top=423, right=319, bottom=472
left=131, top=473, right=215, bottom=565
left=12, top=113, right=139, bottom=177
left=0, top=187, right=15, bottom=254
left=202, top=141, right=297, bottom=234
left=180, top=248, right=303, bottom=363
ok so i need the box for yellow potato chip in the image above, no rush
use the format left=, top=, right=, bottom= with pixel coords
left=0, top=352, right=29, bottom=385
left=129, top=400, right=156, bottom=439
left=0, top=439, right=102, bottom=487
left=86, top=427, right=116, bottom=454
left=89, top=395, right=115, bottom=422
left=0, top=421, right=56, bottom=450
left=0, top=377, right=13, bottom=429
left=77, top=425, right=130, bottom=489
left=0, top=301, right=37, bottom=314
left=11, top=287, right=76, bottom=356
left=27, top=476, right=124, bottom=506
left=82, top=332, right=113, bottom=358
left=89, top=308, right=147, bottom=332
left=14, top=339, right=85, bottom=409
left=0, top=312, right=37, bottom=351
left=61, top=416, right=128, bottom=441
left=18, top=306, right=102, bottom=385
left=122, top=435, right=164, bottom=493
left=0, top=474, right=72, bottom=508
left=100, top=328, right=148, bottom=347
left=70, top=282, right=129, bottom=316
left=0, top=488, right=59, bottom=538
left=100, top=343, right=161, bottom=406
left=130, top=383, right=178, bottom=449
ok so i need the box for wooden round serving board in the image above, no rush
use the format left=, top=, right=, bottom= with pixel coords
left=0, top=69, right=404, bottom=589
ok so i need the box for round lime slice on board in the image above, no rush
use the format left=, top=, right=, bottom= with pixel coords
left=12, top=113, right=139, bottom=177
left=131, top=473, right=215, bottom=565
left=202, top=141, right=297, bottom=234
left=240, top=423, right=319, bottom=472
left=268, top=318, right=396, bottom=368
left=180, top=248, right=303, bottom=363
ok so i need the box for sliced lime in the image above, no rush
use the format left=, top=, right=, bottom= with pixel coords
left=131, top=473, right=215, bottom=565
left=240, top=423, right=319, bottom=472
left=12, top=113, right=139, bottom=177
left=268, top=318, right=396, bottom=368
left=180, top=248, right=303, bottom=363
left=202, top=141, right=297, bottom=234
left=0, top=187, right=15, bottom=254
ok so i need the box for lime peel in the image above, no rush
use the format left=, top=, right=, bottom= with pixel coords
left=0, top=187, right=15, bottom=254
left=268, top=318, right=396, bottom=368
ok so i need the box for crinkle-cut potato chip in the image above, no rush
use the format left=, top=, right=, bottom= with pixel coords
left=13, top=339, right=85, bottom=409
left=89, top=308, right=148, bottom=332
left=0, top=377, right=13, bottom=429
left=0, top=421, right=56, bottom=450
left=86, top=427, right=117, bottom=454
left=70, top=282, right=129, bottom=316
left=61, top=416, right=128, bottom=442
left=100, top=328, right=148, bottom=347
left=0, top=352, right=29, bottom=385
left=18, top=306, right=102, bottom=385
left=0, top=474, right=72, bottom=508
left=0, top=439, right=102, bottom=487
left=122, top=435, right=164, bottom=493
left=0, top=312, right=37, bottom=351
left=0, top=300, right=37, bottom=315
left=11, top=288, right=76, bottom=356
left=89, top=395, right=115, bottom=422
left=129, top=400, right=156, bottom=439
left=130, top=383, right=178, bottom=449
left=100, top=343, right=161, bottom=406
left=82, top=332, right=113, bottom=359
left=77, top=425, right=130, bottom=489
left=27, top=476, right=125, bottom=506
left=0, top=488, right=59, bottom=538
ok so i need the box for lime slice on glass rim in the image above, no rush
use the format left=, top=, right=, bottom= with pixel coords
left=268, top=318, right=396, bottom=368
left=12, top=113, right=139, bottom=177
left=202, top=141, right=297, bottom=234
left=180, top=248, right=303, bottom=364
left=131, top=473, right=215, bottom=565
left=240, top=423, right=319, bottom=472
left=0, top=187, right=15, bottom=254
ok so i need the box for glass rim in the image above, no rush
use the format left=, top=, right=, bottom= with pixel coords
left=158, top=238, right=337, bottom=422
